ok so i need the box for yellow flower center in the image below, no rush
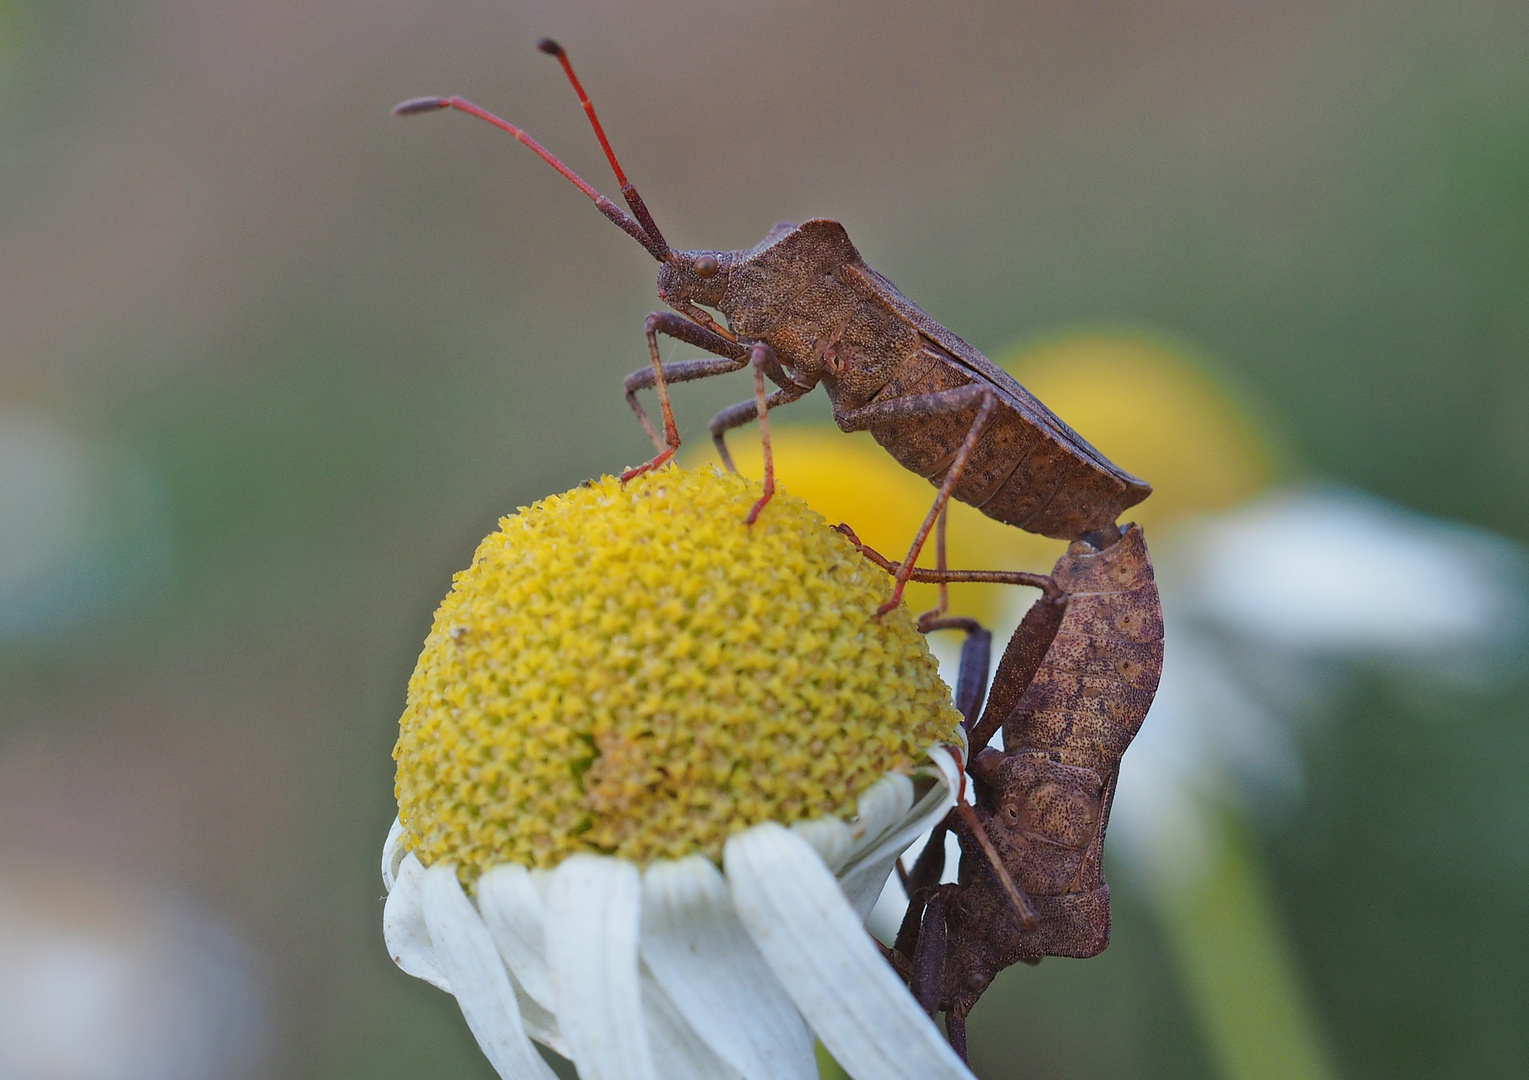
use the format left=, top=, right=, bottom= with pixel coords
left=394, top=466, right=961, bottom=878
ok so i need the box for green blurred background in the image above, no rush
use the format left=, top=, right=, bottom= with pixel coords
left=1, top=1, right=1526, bottom=1078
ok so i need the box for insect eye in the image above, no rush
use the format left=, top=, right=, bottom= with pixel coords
left=693, top=253, right=719, bottom=278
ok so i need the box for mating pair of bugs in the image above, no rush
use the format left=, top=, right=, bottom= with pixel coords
left=397, top=40, right=1165, bottom=1062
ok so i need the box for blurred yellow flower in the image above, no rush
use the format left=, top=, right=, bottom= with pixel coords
left=1003, top=332, right=1280, bottom=533
left=691, top=331, right=1277, bottom=620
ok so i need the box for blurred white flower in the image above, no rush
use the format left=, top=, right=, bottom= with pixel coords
left=0, top=867, right=268, bottom=1080
left=382, top=748, right=972, bottom=1080
left=1174, top=486, right=1526, bottom=657
left=1110, top=485, right=1528, bottom=889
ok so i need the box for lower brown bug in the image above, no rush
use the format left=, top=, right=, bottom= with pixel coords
left=842, top=522, right=1163, bottom=1059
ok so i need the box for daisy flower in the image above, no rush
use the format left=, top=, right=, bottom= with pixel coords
left=381, top=467, right=974, bottom=1080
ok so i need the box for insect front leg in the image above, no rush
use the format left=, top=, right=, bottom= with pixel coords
left=624, top=356, right=751, bottom=447
left=620, top=312, right=749, bottom=481
left=917, top=612, right=991, bottom=736
left=967, top=583, right=1066, bottom=753
left=945, top=1007, right=969, bottom=1063
left=834, top=384, right=998, bottom=615
left=893, top=811, right=950, bottom=968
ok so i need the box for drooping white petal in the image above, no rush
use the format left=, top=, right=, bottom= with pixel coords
left=640, top=967, right=747, bottom=1080
left=837, top=751, right=961, bottom=919
left=1178, top=487, right=1527, bottom=654
left=383, top=853, right=449, bottom=991
left=545, top=855, right=656, bottom=1080
left=725, top=823, right=975, bottom=1080
left=790, top=816, right=853, bottom=871
left=382, top=817, right=407, bottom=893
left=476, top=865, right=556, bottom=1012
left=846, top=773, right=914, bottom=849
left=641, top=856, right=817, bottom=1080
left=475, top=864, right=567, bottom=1057
left=421, top=863, right=560, bottom=1080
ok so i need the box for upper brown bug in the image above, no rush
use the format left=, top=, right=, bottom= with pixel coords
left=396, top=40, right=1151, bottom=613
left=843, top=522, right=1163, bottom=1060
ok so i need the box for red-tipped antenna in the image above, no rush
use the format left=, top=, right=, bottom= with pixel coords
left=536, top=38, right=670, bottom=260
left=392, top=92, right=669, bottom=263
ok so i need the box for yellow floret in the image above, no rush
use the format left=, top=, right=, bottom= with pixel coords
left=394, top=465, right=962, bottom=878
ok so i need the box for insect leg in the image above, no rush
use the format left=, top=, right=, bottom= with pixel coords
left=836, top=525, right=1056, bottom=595
left=745, top=343, right=786, bottom=524
left=624, top=356, right=750, bottom=449
left=945, top=1008, right=969, bottom=1063
left=834, top=384, right=998, bottom=615
left=707, top=383, right=809, bottom=472
left=918, top=614, right=991, bottom=736
left=893, top=809, right=956, bottom=973
left=911, top=886, right=951, bottom=1015
left=916, top=507, right=952, bottom=623
left=905, top=813, right=953, bottom=899
left=967, top=587, right=1068, bottom=753
left=621, top=312, right=748, bottom=481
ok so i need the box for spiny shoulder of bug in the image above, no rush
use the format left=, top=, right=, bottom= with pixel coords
left=656, top=218, right=860, bottom=324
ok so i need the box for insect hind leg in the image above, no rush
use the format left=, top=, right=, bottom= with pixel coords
left=834, top=384, right=998, bottom=615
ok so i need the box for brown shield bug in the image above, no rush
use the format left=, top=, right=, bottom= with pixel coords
left=395, top=41, right=1151, bottom=614
left=843, top=522, right=1163, bottom=1059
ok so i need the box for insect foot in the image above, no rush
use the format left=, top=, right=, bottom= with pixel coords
left=892, top=524, right=1163, bottom=1060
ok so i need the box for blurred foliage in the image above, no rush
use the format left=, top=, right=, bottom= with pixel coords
left=1000, top=334, right=1282, bottom=531
left=1159, top=819, right=1337, bottom=1080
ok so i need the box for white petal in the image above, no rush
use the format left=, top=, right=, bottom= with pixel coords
left=545, top=855, right=656, bottom=1080
left=846, top=773, right=914, bottom=850
left=835, top=851, right=906, bottom=924
left=383, top=853, right=449, bottom=991
left=640, top=966, right=747, bottom=1080
left=513, top=992, right=566, bottom=1061
left=382, top=817, right=407, bottom=893
left=790, top=816, right=853, bottom=871
left=422, top=863, right=560, bottom=1080
left=865, top=874, right=912, bottom=946
left=837, top=750, right=961, bottom=920
left=641, top=856, right=817, bottom=1080
left=725, top=823, right=975, bottom=1080
left=473, top=866, right=568, bottom=1056
left=477, top=865, right=556, bottom=1011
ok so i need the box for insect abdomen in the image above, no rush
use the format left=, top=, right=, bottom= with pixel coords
left=1003, top=525, right=1163, bottom=772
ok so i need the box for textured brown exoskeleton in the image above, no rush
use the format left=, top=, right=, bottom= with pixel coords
left=846, top=522, right=1163, bottom=1059
left=394, top=41, right=1151, bottom=613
